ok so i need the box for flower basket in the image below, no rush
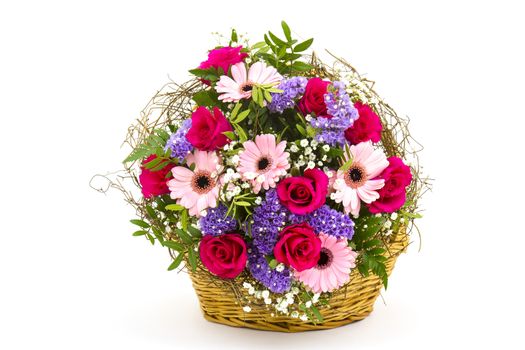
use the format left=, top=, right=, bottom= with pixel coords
left=113, top=22, right=426, bottom=332
left=188, top=230, right=408, bottom=332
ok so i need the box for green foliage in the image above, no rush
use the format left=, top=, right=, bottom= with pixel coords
left=352, top=214, right=390, bottom=288
left=123, top=129, right=171, bottom=164
left=188, top=66, right=223, bottom=83
left=192, top=89, right=220, bottom=107
left=251, top=20, right=314, bottom=75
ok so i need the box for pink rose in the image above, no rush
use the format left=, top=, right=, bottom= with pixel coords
left=138, top=155, right=174, bottom=198
left=298, top=78, right=332, bottom=118
left=274, top=223, right=321, bottom=272
left=277, top=168, right=329, bottom=215
left=198, top=46, right=248, bottom=84
left=199, top=233, right=248, bottom=279
left=186, top=106, right=232, bottom=151
left=368, top=157, right=413, bottom=213
left=344, top=102, right=383, bottom=144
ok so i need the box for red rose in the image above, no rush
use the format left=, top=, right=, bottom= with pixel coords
left=298, top=77, right=332, bottom=118
left=138, top=155, right=174, bottom=198
left=277, top=168, right=328, bottom=215
left=198, top=46, right=248, bottom=84
left=345, top=102, right=383, bottom=144
left=186, top=106, right=232, bottom=151
left=274, top=223, right=321, bottom=272
left=368, top=157, right=413, bottom=214
left=199, top=233, right=248, bottom=279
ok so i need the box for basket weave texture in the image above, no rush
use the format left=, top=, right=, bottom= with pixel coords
left=188, top=231, right=408, bottom=332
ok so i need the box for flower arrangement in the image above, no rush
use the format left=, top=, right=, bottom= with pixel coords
left=120, top=22, right=426, bottom=331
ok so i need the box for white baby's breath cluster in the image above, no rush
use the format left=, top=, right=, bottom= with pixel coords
left=287, top=138, right=332, bottom=171
left=241, top=282, right=321, bottom=322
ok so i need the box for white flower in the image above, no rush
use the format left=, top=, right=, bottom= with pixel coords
left=384, top=220, right=392, bottom=229
left=322, top=144, right=330, bottom=152
left=300, top=139, right=308, bottom=147
left=275, top=263, right=285, bottom=272
left=231, top=155, right=240, bottom=165
left=304, top=147, right=312, bottom=155
left=310, top=140, right=319, bottom=147
left=290, top=144, right=299, bottom=153
left=391, top=212, right=398, bottom=220
left=291, top=311, right=299, bottom=318
left=299, top=314, right=308, bottom=321
left=262, top=290, right=270, bottom=299
left=312, top=293, right=320, bottom=303
left=305, top=301, right=312, bottom=308
left=243, top=306, right=252, bottom=312
left=242, top=282, right=252, bottom=289
left=307, top=161, right=316, bottom=169
left=255, top=196, right=262, bottom=205
left=264, top=298, right=272, bottom=305
left=308, top=153, right=316, bottom=160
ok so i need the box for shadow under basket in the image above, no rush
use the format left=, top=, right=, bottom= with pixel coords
left=188, top=231, right=409, bottom=332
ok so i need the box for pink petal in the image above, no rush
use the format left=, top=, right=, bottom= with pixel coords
left=231, top=62, right=247, bottom=84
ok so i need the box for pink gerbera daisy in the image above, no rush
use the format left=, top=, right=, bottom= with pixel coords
left=167, top=150, right=222, bottom=217
left=295, top=233, right=357, bottom=293
left=215, top=61, right=282, bottom=102
left=237, top=134, right=290, bottom=193
left=332, top=141, right=389, bottom=217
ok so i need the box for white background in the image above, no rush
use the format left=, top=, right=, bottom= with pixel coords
left=1, top=0, right=524, bottom=349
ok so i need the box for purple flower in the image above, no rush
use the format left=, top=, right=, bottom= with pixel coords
left=247, top=244, right=292, bottom=293
left=289, top=205, right=355, bottom=240
left=165, top=119, right=193, bottom=162
left=251, top=189, right=290, bottom=255
left=199, top=204, right=237, bottom=236
left=309, top=81, right=359, bottom=146
left=268, top=77, right=308, bottom=114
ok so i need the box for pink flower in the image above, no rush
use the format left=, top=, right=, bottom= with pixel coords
left=199, top=233, right=248, bottom=279
left=167, top=150, right=222, bottom=217
left=295, top=233, right=357, bottom=293
left=273, top=223, right=321, bottom=272
left=277, top=168, right=328, bottom=215
left=332, top=141, right=389, bottom=216
left=368, top=157, right=413, bottom=213
left=138, top=155, right=174, bottom=198
left=297, top=77, right=332, bottom=118
left=237, top=134, right=290, bottom=193
left=215, top=62, right=282, bottom=102
left=186, top=106, right=232, bottom=151
left=198, top=46, right=248, bottom=85
left=344, top=102, right=383, bottom=144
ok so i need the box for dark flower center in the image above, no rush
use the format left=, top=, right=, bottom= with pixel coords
left=257, top=156, right=272, bottom=173
left=196, top=175, right=210, bottom=189
left=344, top=163, right=367, bottom=188
left=241, top=83, right=253, bottom=92
left=191, top=171, right=215, bottom=194
left=317, top=248, right=333, bottom=270
left=349, top=168, right=363, bottom=182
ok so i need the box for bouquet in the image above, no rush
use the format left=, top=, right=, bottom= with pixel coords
left=120, top=22, right=425, bottom=332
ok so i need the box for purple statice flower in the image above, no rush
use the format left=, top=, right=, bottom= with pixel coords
left=309, top=81, right=359, bottom=146
left=289, top=205, right=355, bottom=240
left=268, top=77, right=308, bottom=114
left=165, top=119, right=193, bottom=162
left=199, top=204, right=237, bottom=236
left=247, top=244, right=292, bottom=293
left=251, top=189, right=289, bottom=255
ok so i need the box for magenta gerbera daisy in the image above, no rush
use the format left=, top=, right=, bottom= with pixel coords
left=332, top=141, right=389, bottom=217
left=215, top=61, right=282, bottom=102
left=295, top=233, right=357, bottom=293
left=237, top=134, right=290, bottom=193
left=167, top=150, right=223, bottom=217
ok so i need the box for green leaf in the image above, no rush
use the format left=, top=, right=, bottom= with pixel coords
left=233, top=124, right=248, bottom=143
left=281, top=21, right=292, bottom=42
left=310, top=305, right=324, bottom=322
left=230, top=102, right=242, bottom=120
left=263, top=89, right=272, bottom=103
left=294, top=38, right=313, bottom=52
left=251, top=41, right=266, bottom=50
left=146, top=233, right=155, bottom=245
left=223, top=131, right=237, bottom=140
left=291, top=61, right=314, bottom=72
left=340, top=158, right=353, bottom=172
left=235, top=201, right=252, bottom=207
left=232, top=109, right=250, bottom=124
left=175, top=228, right=193, bottom=244
left=163, top=241, right=185, bottom=251
left=168, top=253, right=184, bottom=271
left=192, top=90, right=219, bottom=107
left=296, top=124, right=307, bottom=136
left=130, top=219, right=150, bottom=228
left=187, top=248, right=198, bottom=272
left=268, top=31, right=287, bottom=47
left=187, top=226, right=202, bottom=238
left=180, top=209, right=188, bottom=231
left=165, top=204, right=185, bottom=211
left=268, top=258, right=278, bottom=269
left=132, top=230, right=148, bottom=236
left=230, top=28, right=238, bottom=43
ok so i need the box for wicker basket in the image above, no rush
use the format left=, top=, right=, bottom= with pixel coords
left=188, top=231, right=408, bottom=332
